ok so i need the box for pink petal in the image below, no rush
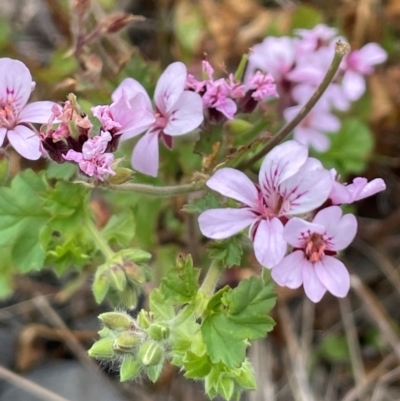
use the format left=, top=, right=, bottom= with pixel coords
left=0, top=58, right=33, bottom=113
left=342, top=70, right=366, bottom=101
left=164, top=91, right=203, bottom=136
left=253, top=218, right=287, bottom=268
left=131, top=132, right=160, bottom=177
left=358, top=43, right=387, bottom=67
left=18, top=101, right=56, bottom=124
left=154, top=62, right=187, bottom=115
left=349, top=177, right=386, bottom=202
left=215, top=98, right=237, bottom=120
left=294, top=127, right=331, bottom=152
left=314, top=206, right=357, bottom=251
left=0, top=128, right=7, bottom=146
left=112, top=78, right=152, bottom=110
left=283, top=217, right=325, bottom=248
left=198, top=208, right=257, bottom=239
left=302, top=262, right=326, bottom=302
left=206, top=168, right=259, bottom=208
left=280, top=158, right=333, bottom=215
left=314, top=256, right=350, bottom=298
left=7, top=125, right=41, bottom=160
left=271, top=250, right=305, bottom=289
left=312, top=111, right=340, bottom=133
left=114, top=93, right=155, bottom=139
left=259, top=140, right=308, bottom=200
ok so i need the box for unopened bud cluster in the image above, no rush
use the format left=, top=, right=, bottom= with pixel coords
left=92, top=250, right=151, bottom=307
left=88, top=310, right=170, bottom=382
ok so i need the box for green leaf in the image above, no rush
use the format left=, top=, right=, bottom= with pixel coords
left=194, top=125, right=223, bottom=155
left=46, top=161, right=77, bottom=180
left=313, top=118, right=374, bottom=175
left=208, top=236, right=244, bottom=267
left=160, top=254, right=200, bottom=304
left=201, top=276, right=276, bottom=368
left=182, top=191, right=220, bottom=214
left=101, top=209, right=136, bottom=247
left=0, top=170, right=49, bottom=271
left=149, top=288, right=175, bottom=320
left=202, top=315, right=247, bottom=368
left=183, top=351, right=212, bottom=379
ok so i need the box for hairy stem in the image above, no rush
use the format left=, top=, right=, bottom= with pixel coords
left=85, top=214, right=114, bottom=260
left=237, top=40, right=350, bottom=170
left=97, top=181, right=206, bottom=198
left=200, top=261, right=223, bottom=297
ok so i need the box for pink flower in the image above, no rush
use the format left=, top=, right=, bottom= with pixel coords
left=113, top=62, right=203, bottom=176
left=342, top=43, right=387, bottom=101
left=198, top=140, right=333, bottom=267
left=186, top=61, right=238, bottom=120
left=294, top=24, right=338, bottom=54
left=329, top=170, right=386, bottom=204
left=283, top=103, right=340, bottom=152
left=63, top=131, right=115, bottom=181
left=92, top=91, right=155, bottom=138
left=248, top=37, right=297, bottom=84
left=0, top=58, right=56, bottom=159
left=246, top=71, right=277, bottom=102
left=271, top=206, right=357, bottom=302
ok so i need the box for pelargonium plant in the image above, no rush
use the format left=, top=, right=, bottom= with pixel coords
left=0, top=22, right=387, bottom=401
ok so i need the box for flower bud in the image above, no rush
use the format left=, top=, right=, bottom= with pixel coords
left=123, top=261, right=146, bottom=284
left=109, top=265, right=127, bottom=292
left=120, top=356, right=142, bottom=382
left=224, top=119, right=253, bottom=135
left=119, top=284, right=138, bottom=309
left=92, top=273, right=110, bottom=304
left=147, top=324, right=170, bottom=341
left=88, top=338, right=114, bottom=359
left=136, top=310, right=151, bottom=329
left=99, top=312, right=135, bottom=331
left=138, top=341, right=163, bottom=366
left=113, top=331, right=141, bottom=352
left=108, top=167, right=134, bottom=185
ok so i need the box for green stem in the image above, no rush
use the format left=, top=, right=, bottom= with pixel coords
left=200, top=261, right=223, bottom=297
left=99, top=181, right=206, bottom=198
left=237, top=40, right=350, bottom=170
left=85, top=214, right=114, bottom=260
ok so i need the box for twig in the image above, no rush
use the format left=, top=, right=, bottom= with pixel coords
left=339, top=297, right=366, bottom=389
left=342, top=354, right=396, bottom=401
left=237, top=40, right=350, bottom=170
left=32, top=295, right=100, bottom=372
left=352, top=238, right=400, bottom=297
left=350, top=275, right=400, bottom=362
left=249, top=340, right=276, bottom=401
left=0, top=365, right=72, bottom=401
left=278, top=301, right=315, bottom=401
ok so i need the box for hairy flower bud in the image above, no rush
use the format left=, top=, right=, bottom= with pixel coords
left=99, top=312, right=135, bottom=331
left=147, top=324, right=170, bottom=341
left=138, top=341, right=163, bottom=366
left=88, top=338, right=114, bottom=359
left=123, top=261, right=146, bottom=284
left=109, top=264, right=127, bottom=292
left=114, top=331, right=141, bottom=352
left=92, top=272, right=110, bottom=304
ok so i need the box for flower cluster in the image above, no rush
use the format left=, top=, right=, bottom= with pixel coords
left=198, top=140, right=386, bottom=302
left=0, top=57, right=277, bottom=179
left=186, top=60, right=277, bottom=123
left=247, top=24, right=387, bottom=151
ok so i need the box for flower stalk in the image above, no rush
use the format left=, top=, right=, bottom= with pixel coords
left=85, top=214, right=115, bottom=260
